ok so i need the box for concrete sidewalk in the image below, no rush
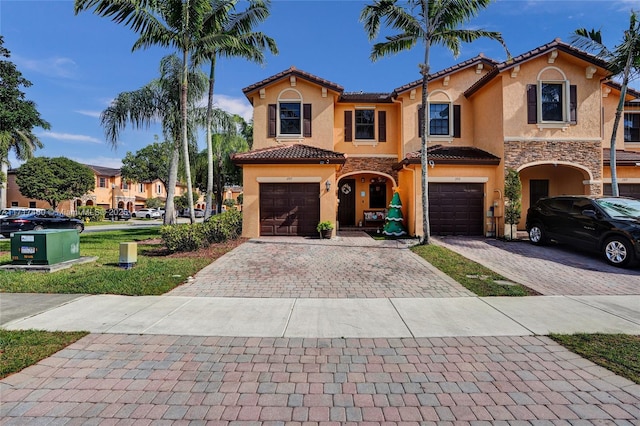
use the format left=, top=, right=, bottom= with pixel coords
left=3, top=293, right=639, bottom=338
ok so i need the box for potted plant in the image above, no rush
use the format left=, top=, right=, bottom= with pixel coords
left=504, top=168, right=522, bottom=240
left=317, top=220, right=334, bottom=239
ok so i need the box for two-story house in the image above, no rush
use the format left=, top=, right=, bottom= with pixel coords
left=233, top=39, right=640, bottom=239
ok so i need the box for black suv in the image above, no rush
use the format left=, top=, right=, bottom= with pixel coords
left=526, top=196, right=640, bottom=267
left=105, top=208, right=131, bottom=221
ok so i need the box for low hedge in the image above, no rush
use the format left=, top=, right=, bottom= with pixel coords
left=76, top=206, right=105, bottom=222
left=160, top=209, right=242, bottom=252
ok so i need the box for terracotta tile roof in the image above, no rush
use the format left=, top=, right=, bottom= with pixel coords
left=465, top=39, right=611, bottom=98
left=242, top=66, right=344, bottom=99
left=394, top=55, right=499, bottom=95
left=232, top=144, right=346, bottom=165
left=604, top=81, right=640, bottom=101
left=603, top=148, right=640, bottom=166
left=87, top=164, right=121, bottom=177
left=339, top=92, right=393, bottom=103
left=397, top=144, right=500, bottom=168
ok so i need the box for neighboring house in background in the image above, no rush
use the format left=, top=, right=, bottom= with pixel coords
left=6, top=164, right=194, bottom=213
left=233, top=39, right=640, bottom=239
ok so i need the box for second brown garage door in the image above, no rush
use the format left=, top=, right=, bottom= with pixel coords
left=260, top=183, right=320, bottom=236
left=429, top=183, right=484, bottom=236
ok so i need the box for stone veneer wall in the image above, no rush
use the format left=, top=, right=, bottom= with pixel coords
left=504, top=140, right=602, bottom=195
left=337, top=157, right=399, bottom=182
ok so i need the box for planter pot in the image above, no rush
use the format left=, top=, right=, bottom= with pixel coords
left=319, top=229, right=332, bottom=239
left=504, top=224, right=518, bottom=240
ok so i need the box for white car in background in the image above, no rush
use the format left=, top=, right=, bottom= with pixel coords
left=131, top=208, right=162, bottom=219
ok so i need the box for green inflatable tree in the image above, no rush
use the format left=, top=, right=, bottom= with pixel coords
left=383, top=191, right=407, bottom=237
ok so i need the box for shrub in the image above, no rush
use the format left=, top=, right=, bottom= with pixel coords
left=160, top=223, right=205, bottom=252
left=76, top=206, right=105, bottom=222
left=203, top=209, right=243, bottom=243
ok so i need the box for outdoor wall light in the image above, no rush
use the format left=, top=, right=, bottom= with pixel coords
left=325, top=180, right=331, bottom=192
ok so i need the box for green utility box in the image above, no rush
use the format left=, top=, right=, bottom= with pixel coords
left=11, top=229, right=80, bottom=265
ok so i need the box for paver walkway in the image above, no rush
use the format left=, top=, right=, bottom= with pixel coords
left=2, top=335, right=639, bottom=424
left=169, top=233, right=473, bottom=298
left=435, top=237, right=640, bottom=296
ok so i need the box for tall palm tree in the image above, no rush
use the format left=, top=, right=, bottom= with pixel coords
left=360, top=0, right=508, bottom=244
left=100, top=55, right=208, bottom=224
left=571, top=11, right=640, bottom=197
left=75, top=0, right=219, bottom=223
left=194, top=0, right=277, bottom=219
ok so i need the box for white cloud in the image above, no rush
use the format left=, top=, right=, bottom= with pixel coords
left=38, top=132, right=102, bottom=144
left=215, top=94, right=253, bottom=122
left=75, top=110, right=102, bottom=118
left=13, top=55, right=78, bottom=79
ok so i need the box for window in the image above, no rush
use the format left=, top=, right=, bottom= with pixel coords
left=11, top=201, right=18, bottom=207
left=156, top=184, right=162, bottom=194
left=138, top=183, right=145, bottom=193
left=625, top=113, right=640, bottom=142
left=268, top=103, right=312, bottom=138
left=279, top=102, right=300, bottom=135
left=527, top=82, right=576, bottom=125
left=355, top=110, right=375, bottom=140
left=29, top=201, right=36, bottom=208
left=99, top=177, right=107, bottom=188
left=369, top=183, right=386, bottom=209
left=122, top=181, right=129, bottom=190
left=540, top=83, right=563, bottom=121
left=429, top=103, right=450, bottom=135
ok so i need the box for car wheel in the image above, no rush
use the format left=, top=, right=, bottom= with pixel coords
left=603, top=236, right=635, bottom=267
left=33, top=225, right=44, bottom=231
left=74, top=224, right=84, bottom=233
left=145, top=214, right=151, bottom=219
left=528, top=223, right=546, bottom=245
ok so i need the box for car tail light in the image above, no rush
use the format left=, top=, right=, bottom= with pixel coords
left=11, top=219, right=29, bottom=224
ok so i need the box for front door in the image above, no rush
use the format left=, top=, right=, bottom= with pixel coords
left=530, top=179, right=549, bottom=207
left=338, top=179, right=356, bottom=227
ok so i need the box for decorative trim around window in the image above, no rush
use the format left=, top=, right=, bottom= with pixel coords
left=527, top=82, right=577, bottom=130
left=624, top=112, right=640, bottom=143
left=418, top=104, right=461, bottom=139
left=268, top=101, right=312, bottom=141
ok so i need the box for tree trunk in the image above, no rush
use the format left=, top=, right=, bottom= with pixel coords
left=181, top=49, right=196, bottom=224
left=205, top=56, right=216, bottom=219
left=609, top=50, right=634, bottom=197
left=419, top=0, right=431, bottom=245
left=0, top=160, right=7, bottom=210
left=164, top=141, right=180, bottom=225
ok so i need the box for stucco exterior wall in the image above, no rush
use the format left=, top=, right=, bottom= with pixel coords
left=248, top=79, right=338, bottom=152
left=333, top=102, right=399, bottom=156
left=240, top=164, right=338, bottom=238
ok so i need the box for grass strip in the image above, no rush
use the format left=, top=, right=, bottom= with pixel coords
left=0, top=329, right=88, bottom=379
left=550, top=333, right=640, bottom=384
left=411, top=243, right=536, bottom=296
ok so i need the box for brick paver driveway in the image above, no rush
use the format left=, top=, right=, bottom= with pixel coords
left=169, top=232, right=474, bottom=298
left=436, top=237, right=640, bottom=296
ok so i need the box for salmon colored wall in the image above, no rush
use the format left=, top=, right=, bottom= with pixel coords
left=240, top=164, right=338, bottom=238
left=333, top=103, right=399, bottom=156
left=472, top=77, right=505, bottom=158
left=397, top=167, right=417, bottom=236
left=247, top=79, right=338, bottom=152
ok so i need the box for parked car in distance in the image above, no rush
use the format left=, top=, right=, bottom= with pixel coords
left=0, top=207, right=45, bottom=219
left=0, top=211, right=84, bottom=237
left=526, top=195, right=640, bottom=267
left=105, top=208, right=131, bottom=221
left=131, top=208, right=162, bottom=219
left=179, top=208, right=205, bottom=218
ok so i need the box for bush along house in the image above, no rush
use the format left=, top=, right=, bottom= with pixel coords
left=232, top=39, right=640, bottom=239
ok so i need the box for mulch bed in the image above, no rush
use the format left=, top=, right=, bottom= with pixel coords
left=140, top=238, right=246, bottom=259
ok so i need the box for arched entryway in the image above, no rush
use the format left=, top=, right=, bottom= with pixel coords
left=337, top=172, right=397, bottom=228
left=517, top=162, right=592, bottom=229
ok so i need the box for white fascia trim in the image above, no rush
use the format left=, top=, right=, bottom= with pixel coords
left=504, top=137, right=602, bottom=142
left=429, top=177, right=489, bottom=183
left=602, top=178, right=640, bottom=184
left=257, top=177, right=322, bottom=183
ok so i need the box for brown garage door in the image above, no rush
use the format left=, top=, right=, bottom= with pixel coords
left=260, top=183, right=320, bottom=236
left=429, top=183, right=484, bottom=236
left=604, top=184, right=640, bottom=199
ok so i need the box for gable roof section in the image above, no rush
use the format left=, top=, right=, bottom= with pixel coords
left=242, top=66, right=344, bottom=101
left=339, top=92, right=393, bottom=103
left=603, top=148, right=640, bottom=166
left=396, top=145, right=500, bottom=168
left=465, top=39, right=611, bottom=98
left=394, top=55, right=499, bottom=95
left=88, top=164, right=121, bottom=177
left=232, top=144, right=346, bottom=165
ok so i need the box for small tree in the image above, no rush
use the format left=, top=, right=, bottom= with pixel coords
left=16, top=157, right=94, bottom=210
left=504, top=168, right=522, bottom=240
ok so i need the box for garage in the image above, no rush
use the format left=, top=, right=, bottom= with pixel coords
left=604, top=184, right=640, bottom=199
left=429, top=183, right=484, bottom=236
left=260, top=183, right=320, bottom=236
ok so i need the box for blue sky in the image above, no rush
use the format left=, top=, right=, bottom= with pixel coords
left=1, top=0, right=638, bottom=168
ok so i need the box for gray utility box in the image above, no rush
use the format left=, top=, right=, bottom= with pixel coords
left=11, top=229, right=80, bottom=265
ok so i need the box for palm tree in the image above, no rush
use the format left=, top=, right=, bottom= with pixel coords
left=100, top=55, right=208, bottom=224
left=75, top=0, right=219, bottom=223
left=194, top=0, right=277, bottom=219
left=360, top=0, right=508, bottom=244
left=571, top=11, right=640, bottom=197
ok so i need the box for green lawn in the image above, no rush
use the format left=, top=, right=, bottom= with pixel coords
left=0, top=228, right=226, bottom=295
